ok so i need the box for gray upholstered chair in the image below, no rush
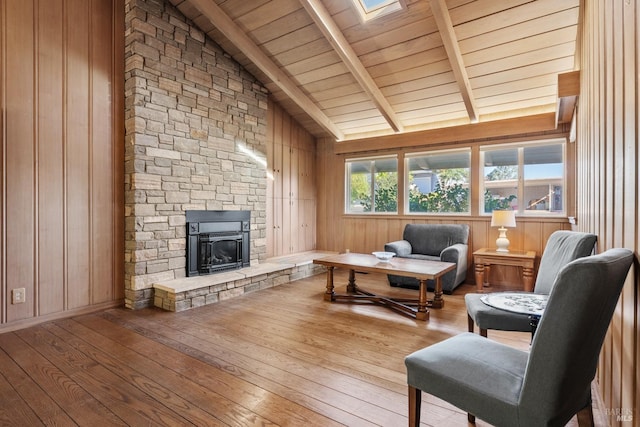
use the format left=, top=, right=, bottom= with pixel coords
left=466, top=230, right=597, bottom=337
left=405, top=248, right=634, bottom=426
left=384, top=223, right=469, bottom=293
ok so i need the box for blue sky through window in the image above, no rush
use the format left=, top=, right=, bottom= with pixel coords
left=484, top=165, right=562, bottom=179
left=362, top=0, right=389, bottom=7
left=354, top=0, right=403, bottom=20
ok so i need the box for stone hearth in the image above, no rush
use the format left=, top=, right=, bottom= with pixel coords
left=153, top=252, right=333, bottom=312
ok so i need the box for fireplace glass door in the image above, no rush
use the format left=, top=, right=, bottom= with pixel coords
left=198, top=233, right=242, bottom=274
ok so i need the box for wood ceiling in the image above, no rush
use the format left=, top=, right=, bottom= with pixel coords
left=168, top=0, right=580, bottom=141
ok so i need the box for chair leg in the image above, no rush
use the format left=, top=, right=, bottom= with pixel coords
left=467, top=314, right=474, bottom=333
left=469, top=313, right=488, bottom=337
left=408, top=385, right=421, bottom=427
left=576, top=403, right=594, bottom=427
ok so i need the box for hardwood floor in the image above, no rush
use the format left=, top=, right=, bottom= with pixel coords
left=0, top=270, right=600, bottom=426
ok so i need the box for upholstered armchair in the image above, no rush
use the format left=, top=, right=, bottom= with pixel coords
left=405, top=248, right=634, bottom=426
left=466, top=230, right=597, bottom=337
left=384, top=223, right=469, bottom=293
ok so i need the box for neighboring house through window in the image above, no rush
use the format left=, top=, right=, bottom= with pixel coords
left=344, top=139, right=566, bottom=217
left=406, top=149, right=470, bottom=214
left=481, top=139, right=565, bottom=215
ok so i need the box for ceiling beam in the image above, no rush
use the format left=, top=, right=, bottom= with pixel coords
left=557, top=70, right=580, bottom=125
left=429, top=0, right=479, bottom=123
left=185, top=0, right=345, bottom=141
left=299, top=0, right=404, bottom=133
left=334, top=113, right=558, bottom=154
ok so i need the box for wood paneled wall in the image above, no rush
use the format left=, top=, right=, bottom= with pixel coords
left=579, top=1, right=639, bottom=423
left=316, top=132, right=574, bottom=287
left=0, top=0, right=124, bottom=331
left=267, top=100, right=317, bottom=257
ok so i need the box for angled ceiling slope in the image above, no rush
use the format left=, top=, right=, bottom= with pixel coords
left=169, top=0, right=580, bottom=142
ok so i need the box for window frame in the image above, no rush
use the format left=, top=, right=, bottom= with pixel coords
left=344, top=154, right=399, bottom=215
left=351, top=0, right=406, bottom=22
left=480, top=138, right=566, bottom=217
left=404, top=148, right=471, bottom=216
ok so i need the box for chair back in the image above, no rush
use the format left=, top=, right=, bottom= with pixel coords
left=519, top=248, right=633, bottom=425
left=534, top=231, right=597, bottom=294
left=402, top=223, right=469, bottom=256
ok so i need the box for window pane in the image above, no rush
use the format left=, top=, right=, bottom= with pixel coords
left=361, top=0, right=394, bottom=10
left=347, top=160, right=372, bottom=213
left=346, top=157, right=397, bottom=214
left=483, top=148, right=518, bottom=213
left=523, top=144, right=564, bottom=213
left=481, top=140, right=565, bottom=215
left=407, top=150, right=470, bottom=213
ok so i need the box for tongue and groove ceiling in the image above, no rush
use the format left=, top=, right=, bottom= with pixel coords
left=168, top=0, right=580, bottom=141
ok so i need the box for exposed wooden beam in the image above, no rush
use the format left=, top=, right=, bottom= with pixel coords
left=333, top=113, right=558, bottom=154
left=429, top=0, right=479, bottom=123
left=557, top=70, right=580, bottom=124
left=558, top=70, right=580, bottom=97
left=299, top=0, right=404, bottom=133
left=185, top=0, right=345, bottom=141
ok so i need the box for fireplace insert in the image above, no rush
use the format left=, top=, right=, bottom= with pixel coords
left=186, top=210, right=250, bottom=277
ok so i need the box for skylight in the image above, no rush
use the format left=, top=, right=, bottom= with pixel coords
left=361, top=0, right=394, bottom=10
left=353, top=0, right=405, bottom=22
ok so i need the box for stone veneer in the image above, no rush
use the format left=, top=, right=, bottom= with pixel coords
left=123, top=0, right=268, bottom=309
left=153, top=260, right=327, bottom=312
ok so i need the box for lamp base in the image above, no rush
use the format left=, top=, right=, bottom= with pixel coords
left=495, top=227, right=510, bottom=252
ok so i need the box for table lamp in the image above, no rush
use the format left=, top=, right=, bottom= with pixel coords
left=491, top=210, right=516, bottom=252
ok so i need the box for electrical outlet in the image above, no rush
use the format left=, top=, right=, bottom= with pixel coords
left=12, top=288, right=26, bottom=304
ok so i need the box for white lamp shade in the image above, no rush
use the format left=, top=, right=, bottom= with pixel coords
left=491, top=210, right=516, bottom=228
left=491, top=210, right=516, bottom=252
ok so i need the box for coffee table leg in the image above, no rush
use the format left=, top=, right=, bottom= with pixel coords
left=431, top=277, right=444, bottom=309
left=324, top=266, right=335, bottom=301
left=416, top=279, right=429, bottom=320
left=346, top=269, right=357, bottom=293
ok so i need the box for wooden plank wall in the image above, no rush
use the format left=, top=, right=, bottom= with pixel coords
left=579, top=0, right=639, bottom=424
left=316, top=134, right=574, bottom=287
left=0, top=0, right=124, bottom=331
left=267, top=100, right=317, bottom=257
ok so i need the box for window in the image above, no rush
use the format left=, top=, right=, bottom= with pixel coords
left=405, top=149, right=470, bottom=214
left=352, top=0, right=405, bottom=21
left=481, top=140, right=565, bottom=215
left=345, top=156, right=398, bottom=214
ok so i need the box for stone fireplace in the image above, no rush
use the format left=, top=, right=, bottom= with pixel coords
left=123, top=0, right=268, bottom=309
left=186, top=210, right=250, bottom=276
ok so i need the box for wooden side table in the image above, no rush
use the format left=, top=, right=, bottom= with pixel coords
left=473, top=248, right=537, bottom=292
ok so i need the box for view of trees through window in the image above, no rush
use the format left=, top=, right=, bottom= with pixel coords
left=346, top=157, right=397, bottom=213
left=484, top=165, right=518, bottom=212
left=406, top=150, right=470, bottom=214
left=408, top=169, right=469, bottom=213
left=349, top=171, right=397, bottom=212
left=345, top=140, right=565, bottom=216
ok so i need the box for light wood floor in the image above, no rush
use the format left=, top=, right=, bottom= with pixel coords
left=0, top=270, right=602, bottom=426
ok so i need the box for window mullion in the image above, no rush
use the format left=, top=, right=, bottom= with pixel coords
left=370, top=160, right=376, bottom=213
left=516, top=148, right=523, bottom=214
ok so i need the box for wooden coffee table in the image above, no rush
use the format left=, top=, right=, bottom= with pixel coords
left=313, top=253, right=456, bottom=320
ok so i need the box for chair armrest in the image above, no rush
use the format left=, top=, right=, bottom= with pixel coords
left=441, top=244, right=469, bottom=290
left=385, top=240, right=412, bottom=257
left=440, top=243, right=468, bottom=264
